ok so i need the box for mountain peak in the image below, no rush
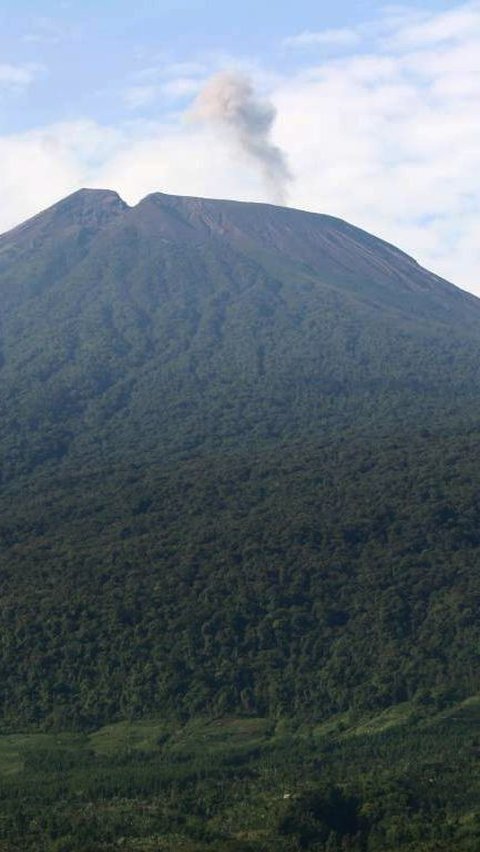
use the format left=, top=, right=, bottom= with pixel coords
left=47, top=187, right=128, bottom=223
left=67, top=186, right=126, bottom=202
left=0, top=187, right=473, bottom=321
left=1, top=187, right=128, bottom=248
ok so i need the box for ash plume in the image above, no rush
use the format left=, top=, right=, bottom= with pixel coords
left=190, top=71, right=291, bottom=204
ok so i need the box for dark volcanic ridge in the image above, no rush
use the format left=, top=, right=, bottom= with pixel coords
left=2, top=186, right=469, bottom=301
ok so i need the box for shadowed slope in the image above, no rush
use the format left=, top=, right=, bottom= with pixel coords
left=0, top=190, right=480, bottom=732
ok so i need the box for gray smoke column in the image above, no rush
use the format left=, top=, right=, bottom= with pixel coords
left=190, top=71, right=292, bottom=204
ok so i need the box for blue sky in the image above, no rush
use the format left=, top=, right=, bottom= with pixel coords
left=0, top=0, right=479, bottom=293
left=0, top=0, right=456, bottom=129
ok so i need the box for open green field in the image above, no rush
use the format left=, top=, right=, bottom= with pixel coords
left=0, top=697, right=479, bottom=850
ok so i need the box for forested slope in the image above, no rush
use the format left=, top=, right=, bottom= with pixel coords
left=0, top=189, right=479, bottom=731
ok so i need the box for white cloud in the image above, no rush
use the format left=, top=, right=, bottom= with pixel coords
left=271, top=1, right=480, bottom=293
left=98, top=125, right=268, bottom=204
left=0, top=121, right=123, bottom=232
left=0, top=116, right=270, bottom=234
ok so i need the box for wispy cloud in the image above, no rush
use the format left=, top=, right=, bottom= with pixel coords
left=284, top=27, right=360, bottom=48
left=123, top=60, right=208, bottom=110
left=22, top=16, right=70, bottom=45
left=134, top=61, right=207, bottom=83
left=123, top=85, right=158, bottom=110
left=387, top=2, right=480, bottom=47
left=0, top=63, right=41, bottom=93
left=123, top=78, right=203, bottom=110
left=162, top=77, right=202, bottom=99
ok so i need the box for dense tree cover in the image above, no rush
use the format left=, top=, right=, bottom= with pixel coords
left=1, top=189, right=480, bottom=845
left=1, top=429, right=479, bottom=729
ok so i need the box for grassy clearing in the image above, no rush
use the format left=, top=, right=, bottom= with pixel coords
left=344, top=702, right=415, bottom=738
left=169, top=717, right=272, bottom=755
left=0, top=697, right=475, bottom=779
left=0, top=716, right=273, bottom=779
left=89, top=719, right=172, bottom=757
